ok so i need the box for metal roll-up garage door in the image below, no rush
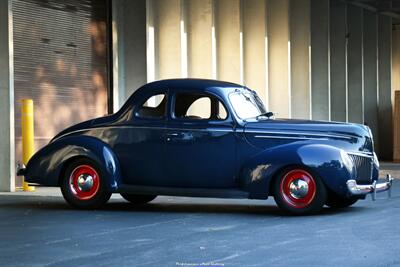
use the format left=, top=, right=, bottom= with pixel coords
left=13, top=0, right=109, bottom=186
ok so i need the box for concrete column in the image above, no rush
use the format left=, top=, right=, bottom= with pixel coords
left=122, top=0, right=147, bottom=98
left=378, top=15, right=393, bottom=160
left=363, top=10, right=379, bottom=150
left=290, top=0, right=310, bottom=119
left=0, top=0, right=15, bottom=192
left=186, top=0, right=213, bottom=78
left=113, top=0, right=147, bottom=107
left=311, top=0, right=330, bottom=120
left=112, top=0, right=124, bottom=111
left=393, top=25, right=400, bottom=95
left=242, top=0, right=267, bottom=105
left=153, top=0, right=182, bottom=80
left=215, top=0, right=241, bottom=84
left=329, top=1, right=347, bottom=122
left=347, top=5, right=363, bottom=123
left=267, top=0, right=290, bottom=118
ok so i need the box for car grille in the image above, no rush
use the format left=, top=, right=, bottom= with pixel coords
left=348, top=154, right=373, bottom=184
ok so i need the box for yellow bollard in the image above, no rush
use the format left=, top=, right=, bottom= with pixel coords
left=21, top=99, right=35, bottom=192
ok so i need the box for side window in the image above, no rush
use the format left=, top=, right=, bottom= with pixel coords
left=218, top=102, right=228, bottom=120
left=174, top=93, right=228, bottom=120
left=136, top=93, right=166, bottom=119
left=186, top=97, right=211, bottom=119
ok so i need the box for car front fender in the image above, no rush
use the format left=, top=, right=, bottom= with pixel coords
left=240, top=142, right=355, bottom=199
left=25, top=135, right=122, bottom=191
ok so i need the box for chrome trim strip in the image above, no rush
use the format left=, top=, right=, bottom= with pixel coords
left=347, top=151, right=374, bottom=158
left=254, top=135, right=328, bottom=141
left=53, top=125, right=235, bottom=141
left=246, top=130, right=354, bottom=140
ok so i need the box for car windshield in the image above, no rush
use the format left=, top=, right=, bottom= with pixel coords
left=229, top=90, right=267, bottom=120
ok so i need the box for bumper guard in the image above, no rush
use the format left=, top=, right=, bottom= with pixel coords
left=346, top=174, right=394, bottom=201
left=16, top=163, right=26, bottom=176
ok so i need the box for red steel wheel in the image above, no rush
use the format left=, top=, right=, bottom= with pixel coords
left=273, top=167, right=327, bottom=215
left=61, top=158, right=111, bottom=209
left=69, top=165, right=100, bottom=200
left=280, top=169, right=316, bottom=208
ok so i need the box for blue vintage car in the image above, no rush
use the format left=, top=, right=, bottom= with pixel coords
left=18, top=79, right=393, bottom=214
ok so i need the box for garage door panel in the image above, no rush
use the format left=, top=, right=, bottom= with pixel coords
left=13, top=0, right=108, bottom=186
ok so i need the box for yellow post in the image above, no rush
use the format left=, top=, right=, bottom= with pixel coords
left=21, top=99, right=35, bottom=192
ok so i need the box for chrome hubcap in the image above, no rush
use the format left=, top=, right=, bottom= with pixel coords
left=289, top=178, right=309, bottom=199
left=77, top=174, right=94, bottom=192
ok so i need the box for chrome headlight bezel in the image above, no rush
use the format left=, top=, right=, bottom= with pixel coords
left=373, top=152, right=379, bottom=168
left=340, top=150, right=354, bottom=172
left=367, top=126, right=375, bottom=151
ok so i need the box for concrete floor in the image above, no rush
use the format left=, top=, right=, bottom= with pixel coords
left=0, top=163, right=399, bottom=267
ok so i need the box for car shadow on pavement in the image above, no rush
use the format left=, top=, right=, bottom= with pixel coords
left=0, top=195, right=369, bottom=217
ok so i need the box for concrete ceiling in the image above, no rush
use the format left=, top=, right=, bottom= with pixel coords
left=346, top=0, right=400, bottom=23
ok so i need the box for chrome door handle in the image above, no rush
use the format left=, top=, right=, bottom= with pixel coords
left=166, top=132, right=180, bottom=141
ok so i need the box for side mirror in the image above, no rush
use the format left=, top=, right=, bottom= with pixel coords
left=265, top=112, right=274, bottom=118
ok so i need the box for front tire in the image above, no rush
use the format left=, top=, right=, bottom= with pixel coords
left=325, top=194, right=358, bottom=208
left=273, top=167, right=327, bottom=215
left=120, top=194, right=157, bottom=205
left=61, top=158, right=111, bottom=209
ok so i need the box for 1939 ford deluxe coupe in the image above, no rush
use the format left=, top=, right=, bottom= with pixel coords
left=18, top=79, right=393, bottom=214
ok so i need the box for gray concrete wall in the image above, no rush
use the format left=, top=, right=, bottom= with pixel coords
left=267, top=0, right=290, bottom=118
left=215, top=0, right=241, bottom=84
left=0, top=0, right=14, bottom=192
left=112, top=0, right=147, bottom=109
left=109, top=0, right=395, bottom=158
left=153, top=0, right=182, bottom=80
left=347, top=5, right=363, bottom=123
left=290, top=0, right=311, bottom=119
left=363, top=9, right=379, bottom=150
left=330, top=1, right=347, bottom=122
left=378, top=15, right=393, bottom=160
left=122, top=0, right=147, bottom=99
left=243, top=0, right=267, bottom=104
left=186, top=0, right=213, bottom=79
left=311, top=0, right=330, bottom=120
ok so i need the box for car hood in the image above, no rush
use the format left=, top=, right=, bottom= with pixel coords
left=244, top=118, right=373, bottom=153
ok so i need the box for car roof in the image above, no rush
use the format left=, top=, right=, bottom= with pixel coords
left=139, top=78, right=244, bottom=93
left=120, top=79, right=248, bottom=112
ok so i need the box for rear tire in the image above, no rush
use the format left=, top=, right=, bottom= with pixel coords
left=120, top=194, right=157, bottom=205
left=60, top=158, right=111, bottom=209
left=273, top=167, right=327, bottom=215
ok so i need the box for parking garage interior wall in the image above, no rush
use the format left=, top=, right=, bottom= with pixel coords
left=113, top=0, right=396, bottom=159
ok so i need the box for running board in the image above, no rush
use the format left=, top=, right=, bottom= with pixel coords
left=117, top=185, right=249, bottom=199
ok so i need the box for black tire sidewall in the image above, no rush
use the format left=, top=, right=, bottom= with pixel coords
left=273, top=166, right=327, bottom=215
left=61, top=158, right=111, bottom=209
left=326, top=193, right=358, bottom=208
left=120, top=193, right=157, bottom=204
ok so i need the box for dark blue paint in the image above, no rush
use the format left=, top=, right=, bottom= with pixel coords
left=25, top=78, right=379, bottom=200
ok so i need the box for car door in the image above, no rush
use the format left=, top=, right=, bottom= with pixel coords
left=114, top=90, right=168, bottom=186
left=165, top=90, right=237, bottom=188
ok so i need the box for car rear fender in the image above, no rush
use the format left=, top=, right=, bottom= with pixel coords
left=240, top=142, right=355, bottom=199
left=24, top=135, right=122, bottom=192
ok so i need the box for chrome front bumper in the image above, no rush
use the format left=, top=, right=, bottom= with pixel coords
left=346, top=174, right=394, bottom=200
